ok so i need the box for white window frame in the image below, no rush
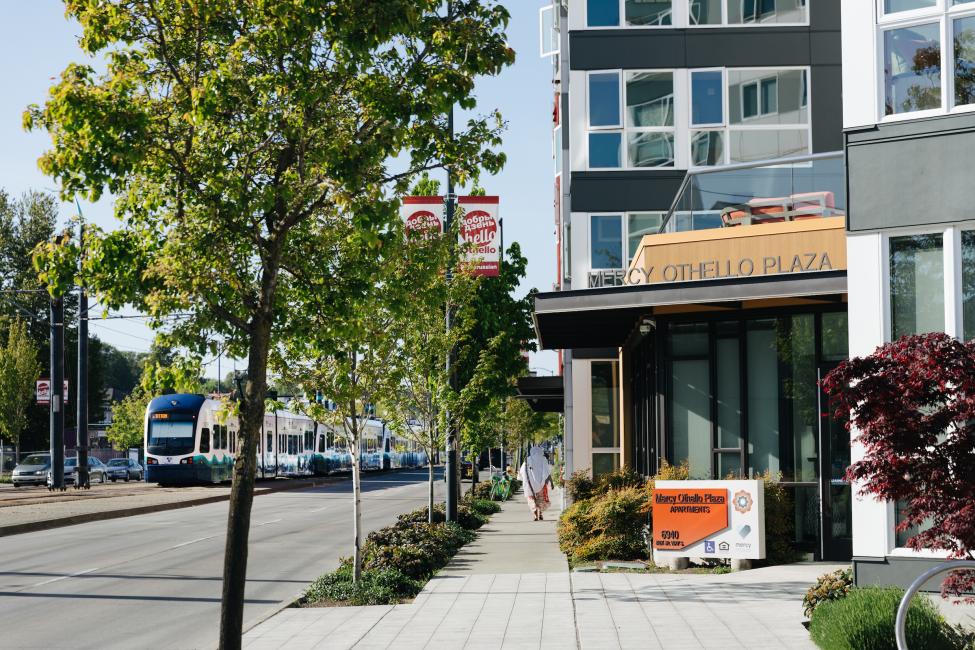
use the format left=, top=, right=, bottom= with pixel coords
left=589, top=358, right=622, bottom=475
left=584, top=67, right=812, bottom=170
left=876, top=0, right=975, bottom=123
left=584, top=0, right=809, bottom=28
left=539, top=4, right=560, bottom=58
left=587, top=211, right=668, bottom=271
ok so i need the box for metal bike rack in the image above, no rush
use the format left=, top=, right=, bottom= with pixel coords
left=895, top=559, right=975, bottom=650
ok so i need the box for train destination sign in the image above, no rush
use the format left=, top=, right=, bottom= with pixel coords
left=653, top=480, right=766, bottom=561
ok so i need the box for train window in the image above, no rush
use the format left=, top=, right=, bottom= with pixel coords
left=217, top=425, right=225, bottom=450
left=318, top=436, right=325, bottom=453
left=200, top=428, right=210, bottom=453
left=230, top=431, right=236, bottom=454
left=305, top=431, right=313, bottom=451
left=385, top=437, right=391, bottom=453
left=267, top=432, right=273, bottom=452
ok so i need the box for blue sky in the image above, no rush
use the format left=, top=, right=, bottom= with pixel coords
left=0, top=2, right=558, bottom=377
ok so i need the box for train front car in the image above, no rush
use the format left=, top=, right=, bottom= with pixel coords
left=144, top=394, right=212, bottom=485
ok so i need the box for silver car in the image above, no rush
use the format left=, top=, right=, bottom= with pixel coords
left=106, top=458, right=144, bottom=482
left=47, top=457, right=108, bottom=487
left=11, top=453, right=51, bottom=487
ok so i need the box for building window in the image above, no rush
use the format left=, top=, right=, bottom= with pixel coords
left=627, top=213, right=663, bottom=261
left=591, top=215, right=624, bottom=269
left=963, top=230, right=975, bottom=341
left=587, top=0, right=673, bottom=27
left=626, top=72, right=675, bottom=167
left=591, top=360, right=621, bottom=479
left=889, top=234, right=945, bottom=339
left=691, top=70, right=724, bottom=125
left=689, top=0, right=807, bottom=25
left=727, top=69, right=809, bottom=162
left=879, top=3, right=975, bottom=117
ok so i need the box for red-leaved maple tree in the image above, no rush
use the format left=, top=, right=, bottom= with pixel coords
left=822, top=332, right=975, bottom=599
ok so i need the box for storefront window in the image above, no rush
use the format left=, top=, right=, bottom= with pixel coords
left=788, top=315, right=818, bottom=483
left=591, top=361, right=620, bottom=448
left=890, top=234, right=944, bottom=339
left=716, top=337, right=741, bottom=450
left=821, top=312, right=849, bottom=361
left=747, top=319, right=779, bottom=476
left=592, top=452, right=620, bottom=477
left=669, top=323, right=711, bottom=479
left=963, top=231, right=975, bottom=341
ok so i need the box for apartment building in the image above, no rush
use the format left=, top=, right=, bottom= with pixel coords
left=528, top=0, right=853, bottom=561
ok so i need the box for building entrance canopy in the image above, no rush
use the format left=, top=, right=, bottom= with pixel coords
left=535, top=271, right=847, bottom=350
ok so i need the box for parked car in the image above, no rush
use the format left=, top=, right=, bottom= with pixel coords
left=47, top=457, right=108, bottom=487
left=11, top=453, right=51, bottom=488
left=105, top=458, right=144, bottom=482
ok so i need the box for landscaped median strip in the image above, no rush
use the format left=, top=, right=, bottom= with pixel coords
left=298, top=476, right=522, bottom=608
left=0, top=474, right=346, bottom=538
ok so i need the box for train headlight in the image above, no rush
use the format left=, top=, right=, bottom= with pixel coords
left=146, top=458, right=157, bottom=465
left=179, top=457, right=194, bottom=465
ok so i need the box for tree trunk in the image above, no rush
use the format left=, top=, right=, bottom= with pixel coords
left=428, top=453, right=435, bottom=523
left=218, top=318, right=270, bottom=650
left=351, top=444, right=362, bottom=582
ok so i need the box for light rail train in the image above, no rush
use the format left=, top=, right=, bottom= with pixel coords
left=144, top=394, right=427, bottom=485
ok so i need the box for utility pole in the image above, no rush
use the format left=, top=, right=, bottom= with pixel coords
left=50, top=296, right=64, bottom=491
left=77, top=221, right=89, bottom=488
left=444, top=105, right=459, bottom=523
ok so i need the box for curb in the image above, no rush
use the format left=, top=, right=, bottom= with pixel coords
left=0, top=474, right=346, bottom=538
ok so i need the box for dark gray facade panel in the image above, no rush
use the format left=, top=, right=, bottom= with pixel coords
left=684, top=31, right=811, bottom=68
left=562, top=92, right=569, bottom=149
left=853, top=556, right=953, bottom=592
left=570, top=29, right=840, bottom=71
left=847, top=118, right=975, bottom=231
left=811, top=0, right=842, bottom=31
left=570, top=171, right=685, bottom=212
left=811, top=66, right=843, bottom=153
left=570, top=32, right=687, bottom=70
left=809, top=32, right=842, bottom=66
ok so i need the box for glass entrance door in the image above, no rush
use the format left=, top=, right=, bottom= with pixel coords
left=817, top=365, right=852, bottom=560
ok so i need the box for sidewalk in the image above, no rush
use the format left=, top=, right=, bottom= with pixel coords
left=242, top=488, right=839, bottom=650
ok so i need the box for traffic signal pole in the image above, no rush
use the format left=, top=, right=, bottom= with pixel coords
left=50, top=296, right=64, bottom=491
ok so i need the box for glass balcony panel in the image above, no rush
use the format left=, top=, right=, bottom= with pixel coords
left=657, top=152, right=845, bottom=235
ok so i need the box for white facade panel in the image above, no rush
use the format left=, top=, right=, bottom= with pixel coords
left=569, top=70, right=588, bottom=172
left=570, top=358, right=592, bottom=476
left=841, top=1, right=877, bottom=129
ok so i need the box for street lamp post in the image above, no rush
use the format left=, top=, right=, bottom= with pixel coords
left=444, top=106, right=459, bottom=523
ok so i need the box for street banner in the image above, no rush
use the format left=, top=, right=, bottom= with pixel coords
left=652, top=479, right=765, bottom=560
left=458, top=196, right=500, bottom=277
left=400, top=195, right=501, bottom=277
left=36, top=379, right=69, bottom=405
left=401, top=196, right=444, bottom=238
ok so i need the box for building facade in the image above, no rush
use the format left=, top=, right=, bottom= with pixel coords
left=532, top=0, right=855, bottom=562
left=842, top=0, right=975, bottom=586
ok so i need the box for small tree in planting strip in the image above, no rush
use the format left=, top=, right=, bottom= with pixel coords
left=822, top=332, right=975, bottom=600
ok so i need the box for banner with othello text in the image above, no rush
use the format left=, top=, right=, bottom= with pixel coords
left=400, top=196, right=501, bottom=277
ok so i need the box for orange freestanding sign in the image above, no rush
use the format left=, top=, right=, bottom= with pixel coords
left=652, top=488, right=729, bottom=550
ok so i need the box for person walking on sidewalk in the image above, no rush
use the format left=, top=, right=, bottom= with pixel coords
left=519, top=446, right=554, bottom=521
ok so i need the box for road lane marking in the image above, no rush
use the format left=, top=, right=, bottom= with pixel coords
left=26, top=567, right=99, bottom=590
left=169, top=534, right=219, bottom=549
left=255, top=518, right=282, bottom=526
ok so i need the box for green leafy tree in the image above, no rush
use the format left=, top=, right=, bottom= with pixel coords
left=0, top=319, right=42, bottom=460
left=27, top=2, right=512, bottom=645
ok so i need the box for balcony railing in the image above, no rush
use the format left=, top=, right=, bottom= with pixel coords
left=658, top=151, right=845, bottom=235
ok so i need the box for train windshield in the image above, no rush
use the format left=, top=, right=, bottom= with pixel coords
left=148, top=420, right=195, bottom=455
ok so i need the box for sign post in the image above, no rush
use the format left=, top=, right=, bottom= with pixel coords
left=652, top=480, right=765, bottom=566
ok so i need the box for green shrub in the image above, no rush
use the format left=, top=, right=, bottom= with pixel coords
left=396, top=503, right=487, bottom=531
left=465, top=482, right=493, bottom=502
left=467, top=498, right=501, bottom=516
left=803, top=568, right=854, bottom=618
left=760, top=471, right=800, bottom=565
left=558, top=486, right=650, bottom=564
left=566, top=470, right=595, bottom=502
left=597, top=466, right=646, bottom=493
left=809, top=586, right=963, bottom=650
left=303, top=562, right=423, bottom=606
left=508, top=477, right=522, bottom=495
left=362, top=521, right=475, bottom=580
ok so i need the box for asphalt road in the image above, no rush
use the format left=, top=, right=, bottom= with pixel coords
left=0, top=468, right=446, bottom=650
